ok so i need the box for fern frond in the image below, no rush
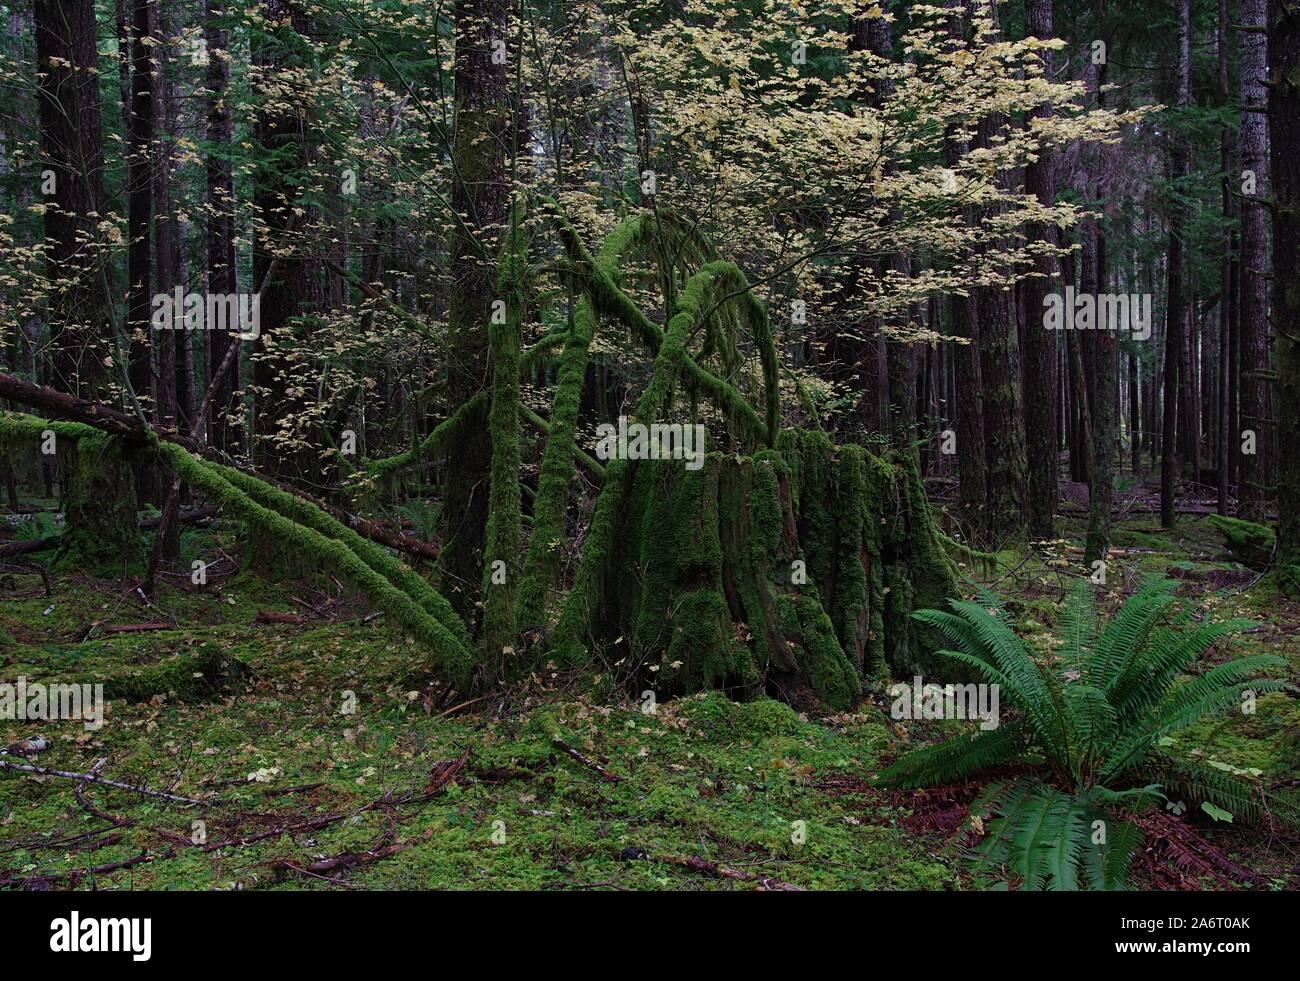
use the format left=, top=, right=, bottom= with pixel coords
left=1109, top=618, right=1259, bottom=722
left=1087, top=576, right=1176, bottom=690
left=874, top=722, right=1025, bottom=789
left=1101, top=659, right=1287, bottom=781
left=1135, top=755, right=1267, bottom=824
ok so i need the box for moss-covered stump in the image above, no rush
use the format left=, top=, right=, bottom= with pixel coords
left=102, top=646, right=250, bottom=703
left=56, top=434, right=144, bottom=575
left=560, top=435, right=960, bottom=711
left=0, top=417, right=143, bottom=575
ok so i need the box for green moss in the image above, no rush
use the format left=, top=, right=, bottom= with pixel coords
left=515, top=212, right=641, bottom=631
left=157, top=443, right=475, bottom=691
left=480, top=202, right=528, bottom=664
left=211, top=460, right=471, bottom=651
left=0, top=415, right=142, bottom=575
left=102, top=646, right=250, bottom=703
left=363, top=392, right=487, bottom=484
left=539, top=198, right=776, bottom=448
left=1206, top=514, right=1275, bottom=570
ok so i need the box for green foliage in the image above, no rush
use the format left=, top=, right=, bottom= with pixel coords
left=876, top=577, right=1288, bottom=889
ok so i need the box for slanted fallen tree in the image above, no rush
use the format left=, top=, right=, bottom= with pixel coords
left=0, top=196, right=972, bottom=707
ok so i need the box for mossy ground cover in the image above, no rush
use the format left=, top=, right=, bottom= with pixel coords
left=2, top=504, right=1296, bottom=890
left=1, top=513, right=954, bottom=890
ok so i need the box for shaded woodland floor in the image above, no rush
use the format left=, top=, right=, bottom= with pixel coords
left=1, top=491, right=1297, bottom=891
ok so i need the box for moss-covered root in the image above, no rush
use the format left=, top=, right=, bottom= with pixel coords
left=881, top=449, right=962, bottom=677
left=103, top=646, right=250, bottom=703
left=158, top=443, right=476, bottom=690
left=551, top=458, right=634, bottom=663
left=744, top=451, right=860, bottom=709
left=627, top=458, right=760, bottom=698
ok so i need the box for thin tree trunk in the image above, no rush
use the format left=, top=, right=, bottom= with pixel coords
left=1021, top=0, right=1058, bottom=540
left=205, top=0, right=239, bottom=454
left=1162, top=0, right=1191, bottom=529
left=440, top=0, right=511, bottom=626
left=1269, top=0, right=1300, bottom=590
left=1239, top=0, right=1271, bottom=520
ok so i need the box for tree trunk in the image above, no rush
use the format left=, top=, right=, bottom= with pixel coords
left=33, top=0, right=110, bottom=396
left=1162, top=0, right=1191, bottom=529
left=205, top=0, right=239, bottom=454
left=440, top=0, right=511, bottom=626
left=1269, top=0, right=1300, bottom=593
left=126, top=0, right=154, bottom=412
left=1239, top=0, right=1271, bottom=521
left=250, top=0, right=318, bottom=482
left=1021, top=0, right=1058, bottom=540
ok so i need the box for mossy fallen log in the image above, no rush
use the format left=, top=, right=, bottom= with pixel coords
left=1206, top=514, right=1275, bottom=570
left=102, top=646, right=250, bottom=703
left=157, top=443, right=476, bottom=690
left=2, top=408, right=473, bottom=679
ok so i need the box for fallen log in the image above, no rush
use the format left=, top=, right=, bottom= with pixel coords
left=254, top=610, right=307, bottom=625
left=0, top=372, right=439, bottom=561
left=97, top=622, right=172, bottom=635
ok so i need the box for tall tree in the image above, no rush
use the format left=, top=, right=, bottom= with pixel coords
left=1238, top=0, right=1271, bottom=521
left=250, top=0, right=320, bottom=479
left=972, top=1, right=1027, bottom=542
left=1270, top=0, right=1300, bottom=592
left=440, top=0, right=511, bottom=623
left=33, top=0, right=109, bottom=395
left=125, top=0, right=155, bottom=414
left=1161, top=0, right=1191, bottom=529
left=1021, top=0, right=1059, bottom=541
left=205, top=0, right=240, bottom=453
left=1085, top=0, right=1118, bottom=564
left=1217, top=0, right=1235, bottom=515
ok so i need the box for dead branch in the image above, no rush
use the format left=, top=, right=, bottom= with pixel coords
left=0, top=756, right=207, bottom=805
left=552, top=737, right=624, bottom=783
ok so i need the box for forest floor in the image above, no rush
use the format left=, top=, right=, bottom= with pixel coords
left=1, top=486, right=1298, bottom=891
